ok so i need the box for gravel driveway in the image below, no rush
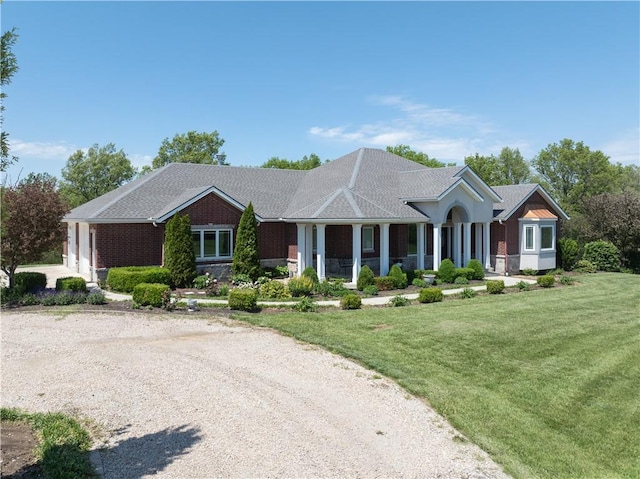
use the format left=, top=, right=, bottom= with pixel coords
left=1, top=311, right=509, bottom=478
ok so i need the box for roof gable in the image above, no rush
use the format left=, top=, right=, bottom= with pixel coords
left=492, top=184, right=569, bottom=221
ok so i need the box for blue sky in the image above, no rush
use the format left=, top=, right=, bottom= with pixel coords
left=2, top=1, right=638, bottom=183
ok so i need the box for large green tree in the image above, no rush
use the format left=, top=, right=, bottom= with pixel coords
left=60, top=143, right=136, bottom=208
left=1, top=28, right=19, bottom=172
left=261, top=153, right=324, bottom=170
left=464, top=147, right=530, bottom=186
left=1, top=177, right=68, bottom=287
left=386, top=145, right=448, bottom=168
left=531, top=139, right=618, bottom=212
left=152, top=130, right=226, bottom=169
left=164, top=213, right=197, bottom=288
left=232, top=202, right=261, bottom=281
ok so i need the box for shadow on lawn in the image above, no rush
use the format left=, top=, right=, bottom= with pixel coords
left=97, top=424, right=203, bottom=478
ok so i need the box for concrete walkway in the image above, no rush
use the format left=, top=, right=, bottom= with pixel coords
left=5, top=264, right=536, bottom=307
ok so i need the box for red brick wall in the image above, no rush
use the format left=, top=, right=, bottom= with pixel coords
left=181, top=193, right=243, bottom=225
left=258, top=222, right=296, bottom=259
left=95, top=223, right=165, bottom=268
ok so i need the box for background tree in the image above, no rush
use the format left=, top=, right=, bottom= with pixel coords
left=1, top=28, right=19, bottom=172
left=152, top=130, right=226, bottom=169
left=464, top=147, right=530, bottom=186
left=261, top=153, right=324, bottom=170
left=232, top=202, right=261, bottom=281
left=531, top=139, right=618, bottom=212
left=464, top=153, right=502, bottom=185
left=163, top=213, right=197, bottom=288
left=60, top=143, right=136, bottom=208
left=386, top=145, right=449, bottom=168
left=1, top=177, right=69, bottom=287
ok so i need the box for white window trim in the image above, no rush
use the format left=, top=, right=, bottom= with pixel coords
left=524, top=225, right=535, bottom=252
left=362, top=226, right=375, bottom=252
left=192, top=228, right=233, bottom=260
left=540, top=225, right=555, bottom=251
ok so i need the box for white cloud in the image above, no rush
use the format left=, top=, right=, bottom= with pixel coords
left=9, top=139, right=80, bottom=160
left=600, top=128, right=640, bottom=166
left=129, top=153, right=153, bottom=169
left=308, top=96, right=497, bottom=162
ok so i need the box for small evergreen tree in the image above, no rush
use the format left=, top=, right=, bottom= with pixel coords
left=164, top=213, right=197, bottom=287
left=232, top=202, right=261, bottom=281
left=356, top=265, right=375, bottom=291
left=388, top=264, right=408, bottom=289
left=437, top=258, right=456, bottom=283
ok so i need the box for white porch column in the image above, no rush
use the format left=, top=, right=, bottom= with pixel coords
left=475, top=223, right=483, bottom=261
left=484, top=222, right=491, bottom=270
left=463, top=222, right=472, bottom=266
left=433, top=223, right=442, bottom=271
left=296, top=223, right=307, bottom=276
left=305, top=224, right=313, bottom=270
left=379, top=223, right=390, bottom=276
left=417, top=223, right=426, bottom=270
left=453, top=222, right=462, bottom=267
left=316, top=224, right=326, bottom=281
left=352, top=224, right=362, bottom=283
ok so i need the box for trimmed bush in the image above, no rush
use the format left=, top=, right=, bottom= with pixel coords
left=259, top=280, right=291, bottom=299
left=301, top=266, right=319, bottom=285
left=13, top=272, right=47, bottom=294
left=291, top=297, right=317, bottom=313
left=537, top=275, right=556, bottom=288
left=107, top=267, right=172, bottom=293
left=558, top=238, right=580, bottom=271
left=363, top=285, right=378, bottom=296
left=453, top=267, right=475, bottom=281
left=412, top=278, right=428, bottom=288
left=55, top=276, right=87, bottom=292
left=374, top=276, right=395, bottom=291
left=340, top=293, right=362, bottom=310
left=418, top=287, right=443, bottom=303
left=356, top=265, right=375, bottom=291
left=437, top=259, right=456, bottom=283
left=583, top=240, right=620, bottom=272
left=287, top=276, right=315, bottom=297
left=575, top=259, right=596, bottom=273
left=388, top=295, right=411, bottom=307
left=132, top=283, right=170, bottom=307
left=388, top=264, right=408, bottom=289
left=164, top=213, right=197, bottom=288
left=486, top=280, right=505, bottom=294
left=466, top=259, right=485, bottom=280
left=454, top=276, right=469, bottom=285
left=228, top=288, right=258, bottom=311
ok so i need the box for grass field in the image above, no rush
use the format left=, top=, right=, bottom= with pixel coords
left=235, top=273, right=640, bottom=478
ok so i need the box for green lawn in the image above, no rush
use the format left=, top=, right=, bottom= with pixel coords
left=235, top=273, right=640, bottom=478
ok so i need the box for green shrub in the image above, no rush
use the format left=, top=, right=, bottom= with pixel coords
left=192, top=275, right=211, bottom=289
left=522, top=268, right=538, bottom=276
left=228, top=288, right=258, bottom=311
left=583, top=240, right=620, bottom=272
left=486, top=280, right=505, bottom=294
left=301, top=266, right=319, bottom=285
left=219, top=284, right=230, bottom=297
left=388, top=295, right=411, bottom=307
left=537, top=275, right=556, bottom=288
left=575, top=259, right=597, bottom=273
left=259, top=280, right=291, bottom=299
left=418, top=287, right=443, bottom=303
left=453, top=267, right=475, bottom=281
left=132, top=283, right=170, bottom=307
left=454, top=276, right=469, bottom=285
left=14, top=272, right=47, bottom=294
left=107, top=267, right=172, bottom=293
left=560, top=275, right=575, bottom=285
left=373, top=276, right=395, bottom=291
left=291, top=297, right=317, bottom=312
left=466, top=259, right=485, bottom=280
left=460, top=287, right=476, bottom=299
left=356, top=265, right=375, bottom=291
left=412, top=278, right=427, bottom=288
left=232, top=202, right=261, bottom=281
left=231, top=273, right=253, bottom=285
left=517, top=280, right=530, bottom=291
left=20, top=293, right=40, bottom=306
left=274, top=265, right=290, bottom=277
left=164, top=213, right=197, bottom=288
left=558, top=238, right=580, bottom=271
left=55, top=276, right=87, bottom=292
left=316, top=279, right=349, bottom=297
left=86, top=291, right=107, bottom=305
left=340, top=293, right=362, bottom=310
left=287, top=276, right=315, bottom=297
left=437, top=259, right=456, bottom=283
left=363, top=285, right=378, bottom=296
left=1, top=287, right=22, bottom=305
left=388, top=264, right=408, bottom=289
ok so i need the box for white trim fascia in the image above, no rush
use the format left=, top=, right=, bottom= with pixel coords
left=438, top=179, right=484, bottom=202
left=456, top=166, right=503, bottom=202
left=62, top=218, right=155, bottom=224
left=281, top=217, right=429, bottom=225
left=496, top=185, right=570, bottom=222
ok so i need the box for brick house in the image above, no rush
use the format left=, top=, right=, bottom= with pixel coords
left=62, top=148, right=569, bottom=282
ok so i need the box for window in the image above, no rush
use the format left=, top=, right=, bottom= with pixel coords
left=407, top=224, right=417, bottom=255
left=524, top=225, right=535, bottom=251
left=541, top=225, right=554, bottom=250
left=362, top=226, right=374, bottom=252
left=192, top=229, right=233, bottom=260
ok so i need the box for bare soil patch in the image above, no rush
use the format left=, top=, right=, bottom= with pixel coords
left=0, top=422, right=43, bottom=478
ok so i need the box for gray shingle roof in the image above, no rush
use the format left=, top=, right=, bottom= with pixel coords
left=491, top=184, right=569, bottom=220
left=64, top=148, right=507, bottom=224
